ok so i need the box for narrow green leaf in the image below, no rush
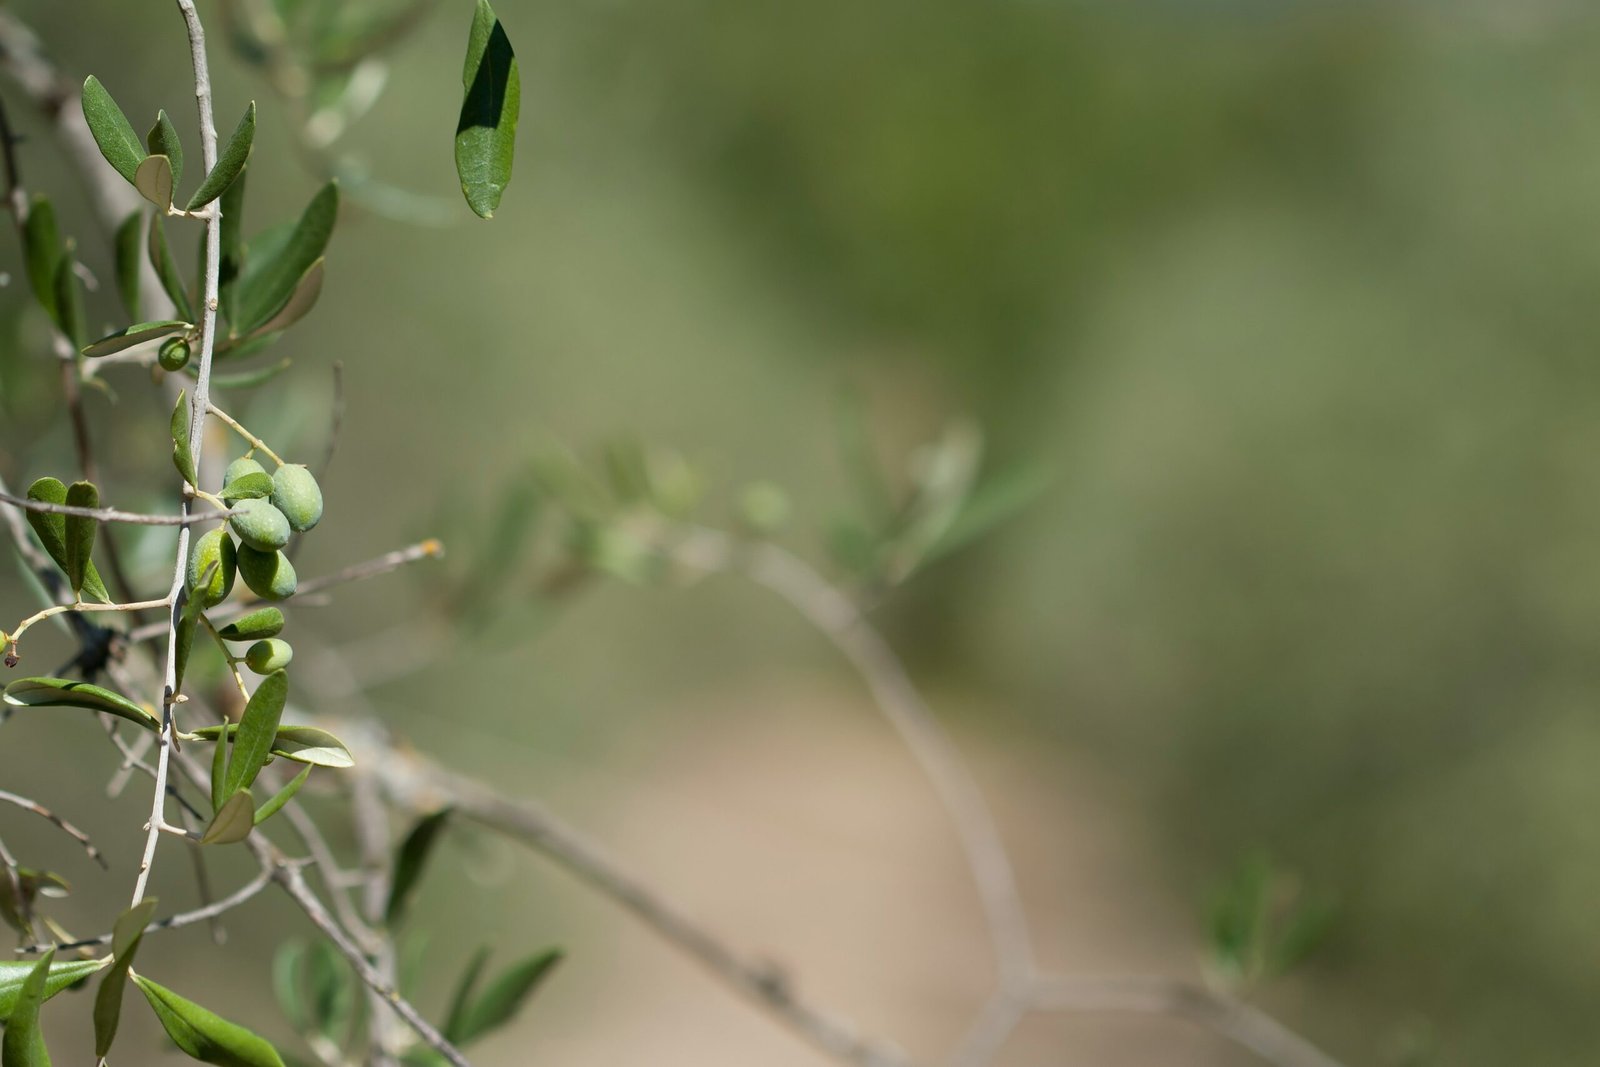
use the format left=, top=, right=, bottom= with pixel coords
left=94, top=899, right=158, bottom=1059
left=220, top=472, right=274, bottom=503
left=3, top=949, right=53, bottom=1067
left=224, top=670, right=288, bottom=797
left=147, top=110, right=184, bottom=189
left=171, top=390, right=197, bottom=487
left=253, top=764, right=311, bottom=825
left=133, top=974, right=286, bottom=1067
left=21, top=197, right=62, bottom=321
left=3, top=678, right=157, bottom=730
left=385, top=809, right=450, bottom=928
left=190, top=724, right=354, bottom=769
left=209, top=713, right=229, bottom=814
left=62, top=481, right=98, bottom=595
left=270, top=944, right=307, bottom=1032
left=135, top=154, right=175, bottom=211
left=303, top=941, right=354, bottom=1042
left=0, top=957, right=109, bottom=1022
left=21, top=478, right=110, bottom=603
left=174, top=612, right=197, bottom=697
left=188, top=102, right=255, bottom=210
left=451, top=949, right=563, bottom=1044
left=441, top=947, right=490, bottom=1043
left=148, top=214, right=196, bottom=322
left=219, top=166, right=246, bottom=332
left=216, top=608, right=285, bottom=642
left=454, top=0, right=520, bottom=219
left=81, top=319, right=192, bottom=359
left=81, top=77, right=144, bottom=184
left=52, top=254, right=86, bottom=348
left=236, top=182, right=338, bottom=335
left=201, top=791, right=255, bottom=845
left=114, top=211, right=142, bottom=318
left=244, top=259, right=323, bottom=341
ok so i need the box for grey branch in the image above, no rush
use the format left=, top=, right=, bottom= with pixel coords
left=15, top=864, right=273, bottom=954
left=0, top=490, right=230, bottom=526
left=0, top=789, right=106, bottom=869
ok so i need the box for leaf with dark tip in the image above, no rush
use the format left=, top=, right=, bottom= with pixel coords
left=236, top=182, right=337, bottom=335
left=171, top=390, right=197, bottom=487
left=94, top=899, right=157, bottom=1059
left=219, top=167, right=246, bottom=331
left=3, top=678, right=158, bottom=730
left=0, top=957, right=109, bottom=1022
left=134, top=154, right=174, bottom=211
left=81, top=319, right=192, bottom=359
left=450, top=949, right=563, bottom=1045
left=385, top=809, right=450, bottom=928
left=3, top=949, right=53, bottom=1067
left=254, top=765, right=311, bottom=825
left=22, top=478, right=111, bottom=603
left=21, top=197, right=62, bottom=321
left=188, top=102, right=255, bottom=210
left=201, top=791, right=255, bottom=845
left=81, top=77, right=144, bottom=184
left=148, top=214, right=195, bottom=322
left=52, top=253, right=86, bottom=348
left=224, top=670, right=288, bottom=798
left=220, top=472, right=274, bottom=503
left=147, top=110, right=184, bottom=189
left=454, top=0, right=520, bottom=219
left=62, top=481, right=98, bottom=595
left=133, top=974, right=286, bottom=1067
left=191, top=724, right=353, bottom=769
left=114, top=211, right=142, bottom=318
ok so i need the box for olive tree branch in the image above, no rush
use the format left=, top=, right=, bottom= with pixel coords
left=0, top=490, right=230, bottom=526
left=0, top=788, right=108, bottom=869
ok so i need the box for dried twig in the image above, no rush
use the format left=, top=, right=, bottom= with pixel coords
left=0, top=789, right=107, bottom=869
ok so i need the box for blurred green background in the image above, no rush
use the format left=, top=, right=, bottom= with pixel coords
left=3, top=0, right=1599, bottom=1063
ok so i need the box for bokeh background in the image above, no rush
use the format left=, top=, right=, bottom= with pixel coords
left=2, top=0, right=1599, bottom=1063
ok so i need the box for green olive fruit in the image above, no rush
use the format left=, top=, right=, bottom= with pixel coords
left=270, top=464, right=324, bottom=533
left=224, top=456, right=266, bottom=487
left=157, top=337, right=191, bottom=372
left=186, top=527, right=236, bottom=608
left=229, top=497, right=291, bottom=552
left=237, top=544, right=297, bottom=600
left=244, top=638, right=293, bottom=674
left=217, top=606, right=285, bottom=642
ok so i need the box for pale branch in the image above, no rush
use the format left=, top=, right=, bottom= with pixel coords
left=207, top=402, right=285, bottom=466
left=125, top=539, right=445, bottom=645
left=0, top=490, right=231, bottom=526
left=1028, top=976, right=1348, bottom=1067
left=671, top=526, right=1036, bottom=990
left=0, top=789, right=107, bottom=869
left=364, top=740, right=913, bottom=1067
left=15, top=864, right=274, bottom=955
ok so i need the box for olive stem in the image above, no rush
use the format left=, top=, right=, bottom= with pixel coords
left=3, top=596, right=172, bottom=660
left=206, top=402, right=285, bottom=466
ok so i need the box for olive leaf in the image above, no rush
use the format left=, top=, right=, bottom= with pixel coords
left=2, top=949, right=54, bottom=1067
left=114, top=210, right=143, bottom=318
left=135, top=154, right=175, bottom=211
left=191, top=723, right=354, bottom=769
left=52, top=252, right=86, bottom=349
left=21, top=197, right=63, bottom=321
left=254, top=765, right=312, bottom=826
left=385, top=808, right=450, bottom=928
left=200, top=791, right=255, bottom=845
left=23, top=477, right=112, bottom=603
left=188, top=102, right=255, bottom=210
left=62, top=481, right=98, bottom=596
left=223, top=670, right=288, bottom=799
left=81, top=320, right=192, bottom=359
left=454, top=0, right=520, bottom=219
left=147, top=109, right=185, bottom=189
left=81, top=76, right=144, bottom=184
left=133, top=974, right=286, bottom=1067
left=446, top=948, right=563, bottom=1045
left=221, top=472, right=275, bottom=503
left=93, top=899, right=158, bottom=1059
left=148, top=214, right=196, bottom=322
left=0, top=957, right=109, bottom=1022
left=171, top=390, right=198, bottom=487
left=2, top=678, right=158, bottom=731
left=243, top=259, right=324, bottom=341
left=235, top=182, right=338, bottom=336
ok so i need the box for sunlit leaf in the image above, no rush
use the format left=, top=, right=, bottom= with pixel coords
left=0, top=957, right=109, bottom=1022
left=62, top=481, right=98, bottom=595
left=2, top=949, right=53, bottom=1067
left=224, top=670, right=288, bottom=798
left=147, top=109, right=184, bottom=189
left=189, top=102, right=255, bottom=210
left=201, top=791, right=255, bottom=845
left=133, top=974, right=286, bottom=1067
left=94, top=899, right=157, bottom=1058
left=385, top=809, right=450, bottom=928
left=220, top=472, right=274, bottom=503
left=81, top=77, right=144, bottom=184
left=135, top=154, right=175, bottom=211
left=3, top=678, right=157, bottom=731
left=454, top=0, right=520, bottom=219
left=191, top=724, right=354, bottom=769
left=253, top=765, right=311, bottom=825
left=81, top=319, right=192, bottom=359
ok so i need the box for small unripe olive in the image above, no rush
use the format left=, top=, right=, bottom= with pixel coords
left=186, top=527, right=236, bottom=608
left=229, top=497, right=291, bottom=552
left=157, top=337, right=190, bottom=372
left=244, top=638, right=293, bottom=674
left=270, top=464, right=323, bottom=533
left=224, top=456, right=266, bottom=487
left=237, top=544, right=297, bottom=600
left=217, top=606, right=285, bottom=642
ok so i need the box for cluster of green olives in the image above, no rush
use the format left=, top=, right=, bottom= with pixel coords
left=186, top=456, right=324, bottom=674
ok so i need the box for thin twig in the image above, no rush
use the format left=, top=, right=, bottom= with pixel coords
left=0, top=789, right=107, bottom=869
left=15, top=864, right=274, bottom=955
left=0, top=490, right=229, bottom=526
